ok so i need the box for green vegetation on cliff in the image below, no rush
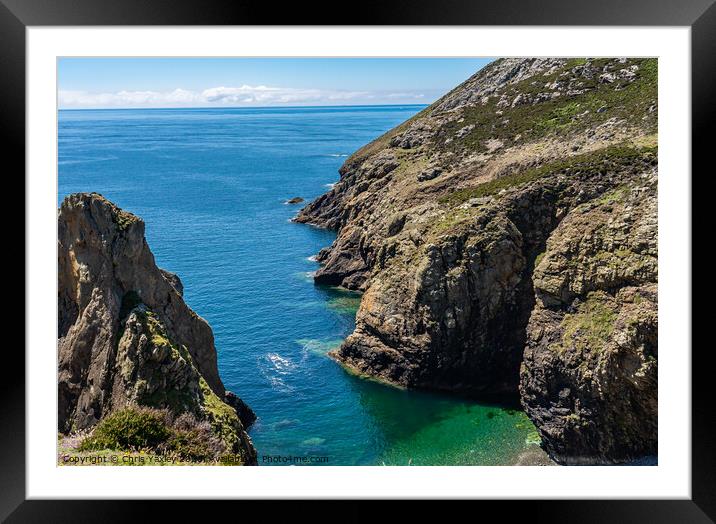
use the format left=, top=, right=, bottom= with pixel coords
left=117, top=305, right=202, bottom=415
left=558, top=291, right=618, bottom=353
left=434, top=58, right=657, bottom=155
left=199, top=378, right=245, bottom=453
left=75, top=406, right=243, bottom=464
left=438, top=143, right=657, bottom=206
left=78, top=406, right=171, bottom=452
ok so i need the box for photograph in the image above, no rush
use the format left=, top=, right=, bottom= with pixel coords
left=7, top=1, right=710, bottom=516
left=56, top=56, right=658, bottom=468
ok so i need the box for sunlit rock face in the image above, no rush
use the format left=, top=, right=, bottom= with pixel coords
left=295, top=58, right=658, bottom=463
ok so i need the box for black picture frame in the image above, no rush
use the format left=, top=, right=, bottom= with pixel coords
left=6, top=0, right=713, bottom=520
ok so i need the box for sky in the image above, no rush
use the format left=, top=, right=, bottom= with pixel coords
left=58, top=57, right=494, bottom=109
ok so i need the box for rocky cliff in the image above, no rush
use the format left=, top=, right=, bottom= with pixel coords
left=58, top=193, right=257, bottom=464
left=295, top=58, right=658, bottom=464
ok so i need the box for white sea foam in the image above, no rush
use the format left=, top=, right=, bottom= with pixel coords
left=58, top=155, right=117, bottom=165
left=258, top=353, right=297, bottom=392
left=258, top=365, right=294, bottom=392
left=267, top=376, right=293, bottom=392
left=267, top=352, right=295, bottom=373
left=292, top=270, right=315, bottom=283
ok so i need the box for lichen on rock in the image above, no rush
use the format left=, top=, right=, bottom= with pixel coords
left=519, top=172, right=657, bottom=464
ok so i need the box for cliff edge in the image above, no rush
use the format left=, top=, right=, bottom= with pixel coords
left=296, top=58, right=658, bottom=464
left=58, top=193, right=257, bottom=464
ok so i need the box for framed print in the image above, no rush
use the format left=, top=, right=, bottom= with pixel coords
left=6, top=0, right=714, bottom=520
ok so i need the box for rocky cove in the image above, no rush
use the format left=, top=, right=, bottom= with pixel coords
left=295, top=58, right=658, bottom=464
left=57, top=58, right=657, bottom=466
left=56, top=191, right=548, bottom=466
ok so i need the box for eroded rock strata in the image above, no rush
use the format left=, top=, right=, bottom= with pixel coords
left=58, top=193, right=257, bottom=464
left=295, top=58, right=658, bottom=464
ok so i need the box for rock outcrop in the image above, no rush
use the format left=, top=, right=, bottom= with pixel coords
left=295, top=58, right=658, bottom=464
left=519, top=171, right=658, bottom=464
left=58, top=193, right=256, bottom=464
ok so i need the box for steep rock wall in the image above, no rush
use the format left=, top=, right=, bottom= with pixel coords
left=58, top=193, right=256, bottom=464
left=295, top=58, right=658, bottom=463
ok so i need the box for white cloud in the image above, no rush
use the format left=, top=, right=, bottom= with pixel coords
left=59, top=88, right=200, bottom=108
left=385, top=92, right=426, bottom=99
left=58, top=85, right=427, bottom=109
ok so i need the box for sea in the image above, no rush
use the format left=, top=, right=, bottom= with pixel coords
left=58, top=105, right=542, bottom=466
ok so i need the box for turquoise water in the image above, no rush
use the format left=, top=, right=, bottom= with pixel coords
left=58, top=106, right=540, bottom=465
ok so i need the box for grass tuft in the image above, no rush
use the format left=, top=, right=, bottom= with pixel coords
left=559, top=291, right=618, bottom=353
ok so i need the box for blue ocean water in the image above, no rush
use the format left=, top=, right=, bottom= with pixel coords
left=58, top=106, right=541, bottom=466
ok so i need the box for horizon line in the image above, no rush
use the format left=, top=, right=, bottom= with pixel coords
left=58, top=102, right=431, bottom=112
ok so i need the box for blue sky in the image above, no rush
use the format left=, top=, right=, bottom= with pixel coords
left=58, top=57, right=493, bottom=109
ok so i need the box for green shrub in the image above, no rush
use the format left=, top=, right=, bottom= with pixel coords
left=79, top=407, right=172, bottom=452
left=159, top=413, right=225, bottom=461
left=77, top=407, right=233, bottom=463
left=161, top=429, right=214, bottom=461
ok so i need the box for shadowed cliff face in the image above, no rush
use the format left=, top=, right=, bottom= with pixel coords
left=295, top=58, right=658, bottom=464
left=58, top=193, right=257, bottom=464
